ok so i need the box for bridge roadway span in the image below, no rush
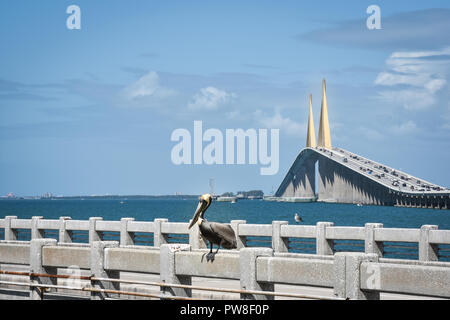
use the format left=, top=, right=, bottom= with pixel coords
left=0, top=217, right=450, bottom=300
left=275, top=146, right=450, bottom=209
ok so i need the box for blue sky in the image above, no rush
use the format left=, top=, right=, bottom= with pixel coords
left=1, top=1, right=450, bottom=196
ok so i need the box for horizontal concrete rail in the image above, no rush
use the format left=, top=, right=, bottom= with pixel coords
left=11, top=219, right=31, bottom=229
left=1, top=217, right=450, bottom=262
left=96, top=221, right=121, bottom=232
left=37, top=219, right=59, bottom=230
left=65, top=220, right=89, bottom=231
left=175, top=250, right=241, bottom=279
left=326, top=226, right=365, bottom=240
left=161, top=222, right=189, bottom=234
left=280, top=225, right=316, bottom=238
left=105, top=247, right=160, bottom=273
left=429, top=230, right=450, bottom=244
left=42, top=245, right=91, bottom=269
left=374, top=228, right=420, bottom=243
left=0, top=242, right=30, bottom=265
left=360, top=261, right=450, bottom=298
left=127, top=221, right=154, bottom=233
left=239, top=224, right=272, bottom=237
left=257, top=256, right=334, bottom=287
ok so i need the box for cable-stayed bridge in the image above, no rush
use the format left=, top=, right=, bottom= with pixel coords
left=274, top=80, right=449, bottom=209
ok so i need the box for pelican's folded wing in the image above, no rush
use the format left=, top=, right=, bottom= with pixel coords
left=209, top=222, right=237, bottom=249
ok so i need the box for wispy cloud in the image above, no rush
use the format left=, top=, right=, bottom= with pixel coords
left=243, top=63, right=280, bottom=70
left=0, top=79, right=58, bottom=102
left=121, top=71, right=177, bottom=100
left=389, top=120, right=418, bottom=135
left=374, top=47, right=450, bottom=110
left=298, top=9, right=450, bottom=51
left=442, top=103, right=450, bottom=130
left=255, top=108, right=305, bottom=137
left=187, top=86, right=236, bottom=110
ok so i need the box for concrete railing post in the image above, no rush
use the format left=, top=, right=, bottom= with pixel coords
left=31, top=216, right=44, bottom=240
left=333, top=252, right=379, bottom=300
left=239, top=247, right=274, bottom=300
left=272, top=221, right=289, bottom=252
left=154, top=218, right=168, bottom=247
left=90, top=241, right=119, bottom=300
left=30, top=238, right=57, bottom=300
left=59, top=217, right=72, bottom=243
left=316, top=222, right=334, bottom=255
left=188, top=220, right=207, bottom=250
left=231, top=220, right=247, bottom=250
left=365, top=223, right=383, bottom=257
left=89, top=217, right=103, bottom=244
left=419, top=225, right=439, bottom=261
left=160, top=244, right=192, bottom=298
left=120, top=218, right=135, bottom=246
left=4, top=216, right=18, bottom=241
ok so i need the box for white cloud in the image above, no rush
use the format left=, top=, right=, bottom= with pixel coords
left=374, top=47, right=450, bottom=110
left=362, top=128, right=385, bottom=141
left=255, top=108, right=305, bottom=137
left=121, top=71, right=176, bottom=100
left=442, top=103, right=450, bottom=130
left=225, top=110, right=241, bottom=120
left=188, top=87, right=236, bottom=110
left=390, top=120, right=418, bottom=135
left=377, top=89, right=436, bottom=110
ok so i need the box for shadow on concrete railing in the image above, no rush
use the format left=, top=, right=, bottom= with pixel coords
left=0, top=240, right=450, bottom=300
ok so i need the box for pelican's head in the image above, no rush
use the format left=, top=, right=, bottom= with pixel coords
left=188, top=193, right=212, bottom=229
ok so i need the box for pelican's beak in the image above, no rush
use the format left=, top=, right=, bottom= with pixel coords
left=188, top=199, right=206, bottom=229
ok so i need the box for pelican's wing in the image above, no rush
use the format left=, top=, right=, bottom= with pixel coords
left=208, top=222, right=237, bottom=249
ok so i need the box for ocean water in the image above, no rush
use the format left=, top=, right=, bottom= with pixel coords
left=0, top=199, right=449, bottom=229
left=1, top=199, right=449, bottom=260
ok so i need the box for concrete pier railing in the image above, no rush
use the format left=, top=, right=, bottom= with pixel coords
left=1, top=216, right=450, bottom=261
left=0, top=217, right=450, bottom=300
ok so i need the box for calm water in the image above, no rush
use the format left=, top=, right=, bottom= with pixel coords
left=0, top=199, right=449, bottom=229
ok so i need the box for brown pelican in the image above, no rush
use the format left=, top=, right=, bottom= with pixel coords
left=294, top=213, right=303, bottom=223
left=188, top=194, right=237, bottom=262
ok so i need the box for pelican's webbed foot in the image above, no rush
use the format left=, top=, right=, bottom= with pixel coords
left=205, top=251, right=216, bottom=262
left=202, top=243, right=220, bottom=263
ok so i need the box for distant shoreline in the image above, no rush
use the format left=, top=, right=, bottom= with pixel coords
left=0, top=195, right=201, bottom=200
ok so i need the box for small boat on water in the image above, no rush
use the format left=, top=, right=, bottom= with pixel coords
left=217, top=196, right=238, bottom=203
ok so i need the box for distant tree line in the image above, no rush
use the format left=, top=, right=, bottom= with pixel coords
left=221, top=190, right=264, bottom=197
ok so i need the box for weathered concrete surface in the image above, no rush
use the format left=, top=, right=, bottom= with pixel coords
left=160, top=244, right=191, bottom=298
left=333, top=252, right=379, bottom=300
left=90, top=241, right=119, bottom=300
left=176, top=250, right=240, bottom=279
left=239, top=247, right=274, bottom=300
left=105, top=247, right=160, bottom=273
left=42, top=246, right=90, bottom=269
left=257, top=256, right=334, bottom=287
left=30, top=239, right=58, bottom=300
left=0, top=242, right=30, bottom=265
left=361, top=261, right=450, bottom=298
